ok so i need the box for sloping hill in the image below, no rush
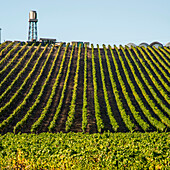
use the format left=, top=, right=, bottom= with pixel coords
left=0, top=41, right=169, bottom=134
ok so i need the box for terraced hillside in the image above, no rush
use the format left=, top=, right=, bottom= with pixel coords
left=0, top=41, right=169, bottom=134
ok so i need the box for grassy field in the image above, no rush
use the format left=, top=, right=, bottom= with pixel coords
left=0, top=132, right=169, bottom=169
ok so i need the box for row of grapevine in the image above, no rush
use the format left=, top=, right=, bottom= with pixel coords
left=113, top=46, right=138, bottom=131
left=0, top=42, right=19, bottom=67
left=97, top=45, right=119, bottom=131
left=130, top=47, right=170, bottom=115
left=13, top=44, right=60, bottom=133
left=159, top=47, right=170, bottom=64
left=0, top=42, right=8, bottom=52
left=0, top=43, right=27, bottom=76
left=0, top=44, right=48, bottom=117
left=91, top=44, right=104, bottom=132
left=136, top=47, right=170, bottom=106
left=0, top=42, right=169, bottom=133
left=0, top=42, right=14, bottom=58
left=118, top=46, right=165, bottom=131
left=138, top=47, right=170, bottom=93
left=30, top=43, right=70, bottom=132
left=122, top=46, right=169, bottom=130
left=48, top=43, right=76, bottom=132
left=163, top=47, right=170, bottom=59
left=65, top=44, right=82, bottom=132
left=0, top=43, right=35, bottom=98
left=153, top=46, right=170, bottom=67
left=0, top=44, right=51, bottom=131
left=141, top=47, right=170, bottom=87
left=109, top=45, right=149, bottom=131
left=148, top=47, right=170, bottom=74
left=82, top=44, right=88, bottom=132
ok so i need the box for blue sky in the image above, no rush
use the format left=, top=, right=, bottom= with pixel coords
left=0, top=0, right=170, bottom=46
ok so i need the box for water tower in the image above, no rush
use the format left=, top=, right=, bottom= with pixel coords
left=28, top=11, right=38, bottom=41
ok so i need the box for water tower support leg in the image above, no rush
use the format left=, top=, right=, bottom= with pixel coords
left=35, top=22, right=38, bottom=41
left=28, top=22, right=31, bottom=41
left=32, top=22, right=34, bottom=41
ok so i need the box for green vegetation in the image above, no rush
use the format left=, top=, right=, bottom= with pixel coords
left=0, top=42, right=169, bottom=133
left=65, top=44, right=81, bottom=132
left=98, top=45, right=118, bottom=131
left=91, top=44, right=104, bottom=132
left=0, top=132, right=169, bottom=169
left=48, top=43, right=75, bottom=132
left=82, top=44, right=88, bottom=132
left=0, top=42, right=170, bottom=169
left=0, top=42, right=14, bottom=58
left=30, top=44, right=63, bottom=132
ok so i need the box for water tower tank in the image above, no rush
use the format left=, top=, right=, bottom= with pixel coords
left=29, top=11, right=37, bottom=21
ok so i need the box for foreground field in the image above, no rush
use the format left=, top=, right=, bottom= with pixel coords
left=0, top=41, right=170, bottom=134
left=0, top=132, right=169, bottom=169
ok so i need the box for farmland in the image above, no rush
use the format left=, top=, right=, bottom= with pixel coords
left=0, top=132, right=169, bottom=169
left=0, top=41, right=169, bottom=134
left=0, top=41, right=170, bottom=169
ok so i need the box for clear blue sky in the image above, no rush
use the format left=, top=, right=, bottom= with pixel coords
left=1, top=0, right=170, bottom=46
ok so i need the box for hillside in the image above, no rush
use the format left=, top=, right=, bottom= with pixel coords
left=0, top=41, right=169, bottom=134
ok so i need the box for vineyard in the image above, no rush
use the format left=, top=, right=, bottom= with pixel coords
left=0, top=132, right=169, bottom=169
left=0, top=41, right=170, bottom=134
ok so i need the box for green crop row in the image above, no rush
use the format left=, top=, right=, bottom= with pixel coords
left=130, top=47, right=170, bottom=120
left=110, top=45, right=137, bottom=131
left=120, top=46, right=165, bottom=131
left=0, top=43, right=35, bottom=100
left=143, top=47, right=170, bottom=83
left=97, top=45, right=118, bottom=131
left=153, top=46, right=170, bottom=67
left=109, top=45, right=150, bottom=131
left=65, top=44, right=82, bottom=132
left=134, top=47, right=170, bottom=111
left=163, top=46, right=170, bottom=59
left=0, top=43, right=26, bottom=76
left=0, top=41, right=8, bottom=52
left=0, top=42, right=14, bottom=58
left=138, top=47, right=170, bottom=93
left=14, top=44, right=64, bottom=133
left=0, top=43, right=169, bottom=134
left=104, top=45, right=136, bottom=131
left=4, top=44, right=54, bottom=132
left=30, top=43, right=69, bottom=133
left=0, top=45, right=48, bottom=131
left=159, top=47, right=170, bottom=65
left=91, top=44, right=104, bottom=132
left=48, top=43, right=75, bottom=132
left=82, top=44, right=88, bottom=132
left=125, top=46, right=169, bottom=131
left=148, top=46, right=170, bottom=75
